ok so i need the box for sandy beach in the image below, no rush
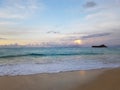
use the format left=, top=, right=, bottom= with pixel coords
left=0, top=68, right=120, bottom=90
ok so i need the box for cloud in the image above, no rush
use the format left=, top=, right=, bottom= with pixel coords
left=47, top=31, right=60, bottom=34
left=60, top=32, right=111, bottom=42
left=83, top=1, right=97, bottom=8
left=82, top=33, right=111, bottom=39
left=0, top=0, right=44, bottom=19
left=0, top=37, right=7, bottom=40
left=0, top=21, right=16, bottom=25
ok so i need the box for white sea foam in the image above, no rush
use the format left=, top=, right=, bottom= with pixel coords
left=0, top=60, right=119, bottom=76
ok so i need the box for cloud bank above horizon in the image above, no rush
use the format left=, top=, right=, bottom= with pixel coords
left=0, top=0, right=120, bottom=46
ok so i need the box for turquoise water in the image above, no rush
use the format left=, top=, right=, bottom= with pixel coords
left=0, top=47, right=120, bottom=76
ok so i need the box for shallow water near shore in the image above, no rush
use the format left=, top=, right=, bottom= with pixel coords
left=0, top=47, right=120, bottom=76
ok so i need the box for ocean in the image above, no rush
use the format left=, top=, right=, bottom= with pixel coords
left=0, top=47, right=120, bottom=76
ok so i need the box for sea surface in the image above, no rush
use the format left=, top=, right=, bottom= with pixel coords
left=0, top=47, right=120, bottom=76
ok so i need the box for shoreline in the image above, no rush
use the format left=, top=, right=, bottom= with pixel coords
left=0, top=67, right=116, bottom=77
left=0, top=68, right=120, bottom=90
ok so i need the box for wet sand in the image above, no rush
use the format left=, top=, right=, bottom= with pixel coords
left=0, top=68, right=120, bottom=90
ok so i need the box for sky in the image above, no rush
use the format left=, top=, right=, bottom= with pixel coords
left=0, top=0, right=120, bottom=47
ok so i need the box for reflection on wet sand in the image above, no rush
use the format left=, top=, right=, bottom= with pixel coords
left=79, top=70, right=86, bottom=76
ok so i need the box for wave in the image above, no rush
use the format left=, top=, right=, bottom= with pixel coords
left=0, top=53, right=45, bottom=58
left=0, top=52, right=103, bottom=58
left=0, top=60, right=119, bottom=76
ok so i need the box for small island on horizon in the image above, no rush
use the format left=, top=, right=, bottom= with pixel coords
left=92, top=44, right=107, bottom=48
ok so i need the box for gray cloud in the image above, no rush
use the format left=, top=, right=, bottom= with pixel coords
left=60, top=32, right=111, bottom=42
left=83, top=1, right=97, bottom=8
left=82, top=33, right=111, bottom=39
left=47, top=31, right=60, bottom=34
left=0, top=37, right=7, bottom=40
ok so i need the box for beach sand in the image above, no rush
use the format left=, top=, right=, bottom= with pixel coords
left=0, top=68, right=120, bottom=90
